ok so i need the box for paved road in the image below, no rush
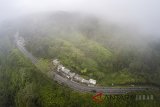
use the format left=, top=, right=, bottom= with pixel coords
left=15, top=33, right=159, bottom=94
left=54, top=73, right=150, bottom=94
left=15, top=34, right=38, bottom=64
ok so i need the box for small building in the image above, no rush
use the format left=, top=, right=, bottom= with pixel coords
left=53, top=59, right=60, bottom=66
left=57, top=65, right=63, bottom=72
left=54, top=60, right=97, bottom=86
left=74, top=74, right=83, bottom=82
left=89, top=79, right=96, bottom=85
left=61, top=67, right=70, bottom=75
left=82, top=79, right=90, bottom=84
left=68, top=72, right=76, bottom=78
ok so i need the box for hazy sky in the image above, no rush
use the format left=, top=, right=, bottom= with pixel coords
left=0, top=0, right=160, bottom=35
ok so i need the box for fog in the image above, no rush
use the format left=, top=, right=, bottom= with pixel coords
left=1, top=0, right=160, bottom=36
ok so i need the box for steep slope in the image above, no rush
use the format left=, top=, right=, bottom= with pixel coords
left=0, top=11, right=160, bottom=107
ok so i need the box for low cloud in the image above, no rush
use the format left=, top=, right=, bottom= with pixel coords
left=0, top=0, right=160, bottom=36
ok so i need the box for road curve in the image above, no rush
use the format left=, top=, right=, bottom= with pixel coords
left=15, top=33, right=159, bottom=94
left=54, top=73, right=148, bottom=94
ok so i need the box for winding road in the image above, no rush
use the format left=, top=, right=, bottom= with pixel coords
left=15, top=33, right=159, bottom=95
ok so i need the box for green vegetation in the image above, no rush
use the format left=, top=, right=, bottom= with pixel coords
left=14, top=12, right=160, bottom=86
left=36, top=58, right=50, bottom=73
left=0, top=48, right=159, bottom=107
left=23, top=26, right=160, bottom=86
left=0, top=12, right=160, bottom=107
left=101, top=69, right=146, bottom=86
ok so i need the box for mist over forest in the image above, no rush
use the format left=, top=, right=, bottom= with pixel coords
left=0, top=0, right=160, bottom=107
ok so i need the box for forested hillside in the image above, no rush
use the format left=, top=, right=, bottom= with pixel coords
left=0, top=12, right=160, bottom=107
left=0, top=31, right=159, bottom=107
left=14, top=12, right=160, bottom=86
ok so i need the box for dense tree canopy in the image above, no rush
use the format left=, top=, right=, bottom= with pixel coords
left=0, top=12, right=160, bottom=107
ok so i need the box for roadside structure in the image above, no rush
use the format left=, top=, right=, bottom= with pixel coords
left=89, top=79, right=96, bottom=85
left=74, top=74, right=84, bottom=82
left=53, top=59, right=60, bottom=66
left=53, top=59, right=97, bottom=86
left=82, top=79, right=90, bottom=84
